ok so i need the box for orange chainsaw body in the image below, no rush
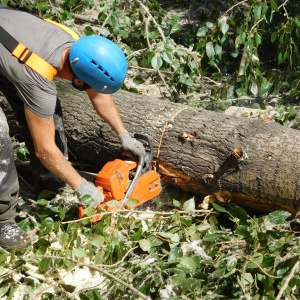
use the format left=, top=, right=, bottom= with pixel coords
left=79, top=158, right=161, bottom=222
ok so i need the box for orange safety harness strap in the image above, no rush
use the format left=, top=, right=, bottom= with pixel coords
left=0, top=18, right=79, bottom=80
left=44, top=19, right=79, bottom=41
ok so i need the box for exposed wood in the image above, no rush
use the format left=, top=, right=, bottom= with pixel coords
left=1, top=79, right=300, bottom=216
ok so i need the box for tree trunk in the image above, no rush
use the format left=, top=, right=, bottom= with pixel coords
left=2, top=79, right=300, bottom=216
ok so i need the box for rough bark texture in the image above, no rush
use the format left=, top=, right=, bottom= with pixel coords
left=1, top=79, right=300, bottom=216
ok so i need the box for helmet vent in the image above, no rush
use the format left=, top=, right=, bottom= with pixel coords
left=90, top=60, right=114, bottom=82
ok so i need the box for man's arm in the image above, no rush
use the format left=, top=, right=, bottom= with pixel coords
left=24, top=104, right=83, bottom=190
left=86, top=89, right=146, bottom=157
left=86, top=89, right=126, bottom=135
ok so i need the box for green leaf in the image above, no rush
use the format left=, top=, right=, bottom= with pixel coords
left=206, top=42, right=215, bottom=60
left=206, top=22, right=214, bottom=29
left=288, top=106, right=297, bottom=120
left=73, top=248, right=86, bottom=259
left=264, top=7, right=273, bottom=24
left=295, top=18, right=300, bottom=28
left=106, top=200, right=122, bottom=207
left=126, top=198, right=139, bottom=208
left=139, top=239, right=151, bottom=252
left=267, top=210, right=291, bottom=225
left=261, top=256, right=275, bottom=268
left=131, top=228, right=142, bottom=241
left=241, top=272, right=254, bottom=285
left=254, top=32, right=262, bottom=47
left=179, top=256, right=197, bottom=271
left=271, top=31, right=279, bottom=43
left=162, top=51, right=173, bottom=64
left=270, top=0, right=279, bottom=12
left=0, top=285, right=10, bottom=298
left=247, top=252, right=264, bottom=269
left=157, top=232, right=180, bottom=249
left=81, top=290, right=103, bottom=300
left=172, top=199, right=181, bottom=208
left=91, top=236, right=105, bottom=248
left=83, top=25, right=97, bottom=36
left=260, top=77, right=273, bottom=94
left=276, top=256, right=298, bottom=276
left=250, top=81, right=258, bottom=96
left=41, top=217, right=54, bottom=235
left=229, top=49, right=239, bottom=57
left=151, top=54, right=163, bottom=70
left=16, top=147, right=30, bottom=161
left=36, top=1, right=49, bottom=11
left=39, top=258, right=52, bottom=273
left=218, top=17, right=229, bottom=35
left=197, top=26, right=208, bottom=37
left=212, top=202, right=227, bottom=213
left=61, top=284, right=76, bottom=293
left=94, top=250, right=105, bottom=265
left=183, top=198, right=195, bottom=212
left=202, top=233, right=223, bottom=242
left=228, top=205, right=248, bottom=225
left=59, top=232, right=70, bottom=244
left=37, top=199, right=48, bottom=206
left=253, top=5, right=262, bottom=21
left=81, top=205, right=95, bottom=219
left=235, top=225, right=251, bottom=238
left=80, top=195, right=94, bottom=207
left=215, top=44, right=222, bottom=59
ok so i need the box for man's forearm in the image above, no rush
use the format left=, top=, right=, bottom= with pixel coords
left=87, top=90, right=126, bottom=135
left=36, top=146, right=83, bottom=190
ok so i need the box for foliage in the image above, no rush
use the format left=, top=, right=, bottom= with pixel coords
left=0, top=196, right=299, bottom=299
left=1, top=1, right=300, bottom=299
left=2, top=0, right=300, bottom=107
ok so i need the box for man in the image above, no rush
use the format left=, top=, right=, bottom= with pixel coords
left=0, top=5, right=145, bottom=249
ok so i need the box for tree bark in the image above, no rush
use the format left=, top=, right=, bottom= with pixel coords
left=1, top=79, right=300, bottom=216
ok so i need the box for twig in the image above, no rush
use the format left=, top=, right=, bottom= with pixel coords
left=242, top=255, right=283, bottom=279
left=99, top=3, right=115, bottom=35
left=221, top=0, right=248, bottom=18
left=61, top=208, right=210, bottom=224
left=35, top=255, right=152, bottom=300
left=275, top=260, right=300, bottom=300
left=238, top=0, right=290, bottom=76
left=135, top=0, right=166, bottom=42
left=143, top=11, right=173, bottom=97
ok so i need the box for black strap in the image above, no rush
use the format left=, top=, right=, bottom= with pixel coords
left=0, top=26, right=19, bottom=54
left=0, top=5, right=20, bottom=54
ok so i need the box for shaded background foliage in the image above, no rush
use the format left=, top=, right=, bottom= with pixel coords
left=2, top=0, right=300, bottom=106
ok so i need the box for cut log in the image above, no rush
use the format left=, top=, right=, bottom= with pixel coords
left=1, top=79, right=300, bottom=216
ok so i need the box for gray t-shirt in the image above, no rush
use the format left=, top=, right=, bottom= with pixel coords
left=0, top=9, right=76, bottom=117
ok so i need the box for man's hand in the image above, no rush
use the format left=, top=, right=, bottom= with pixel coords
left=119, top=130, right=145, bottom=157
left=75, top=178, right=104, bottom=208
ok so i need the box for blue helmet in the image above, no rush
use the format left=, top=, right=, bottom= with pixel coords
left=69, top=36, right=128, bottom=94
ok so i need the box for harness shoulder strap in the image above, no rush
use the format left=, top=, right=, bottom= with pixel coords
left=44, top=19, right=80, bottom=40
left=0, top=12, right=79, bottom=80
left=0, top=26, right=57, bottom=80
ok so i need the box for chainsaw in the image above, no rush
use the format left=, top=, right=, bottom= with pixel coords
left=78, top=133, right=162, bottom=222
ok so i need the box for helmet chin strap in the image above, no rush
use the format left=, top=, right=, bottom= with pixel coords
left=71, top=76, right=90, bottom=91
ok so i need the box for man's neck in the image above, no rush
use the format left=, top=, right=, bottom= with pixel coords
left=57, top=48, right=73, bottom=80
